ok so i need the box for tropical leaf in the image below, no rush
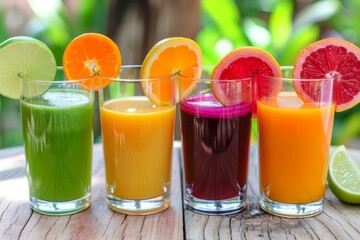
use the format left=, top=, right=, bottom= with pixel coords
left=269, top=0, right=293, bottom=51
left=78, top=0, right=107, bottom=32
left=333, top=108, right=360, bottom=145
left=197, top=26, right=224, bottom=65
left=201, top=0, right=246, bottom=43
left=278, top=25, right=320, bottom=66
left=0, top=6, right=6, bottom=39
left=243, top=17, right=271, bottom=49
left=293, top=0, right=342, bottom=32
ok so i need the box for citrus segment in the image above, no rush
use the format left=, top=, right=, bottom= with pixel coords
left=140, top=37, right=203, bottom=104
left=63, top=33, right=121, bottom=91
left=293, top=38, right=360, bottom=112
left=0, top=36, right=57, bottom=99
left=328, top=145, right=360, bottom=204
left=211, top=47, right=282, bottom=108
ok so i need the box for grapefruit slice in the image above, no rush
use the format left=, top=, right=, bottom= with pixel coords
left=293, top=38, right=360, bottom=112
left=140, top=37, right=203, bottom=105
left=63, top=33, right=121, bottom=91
left=211, top=46, right=282, bottom=108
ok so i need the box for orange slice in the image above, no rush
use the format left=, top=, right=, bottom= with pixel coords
left=211, top=47, right=282, bottom=113
left=63, top=33, right=121, bottom=91
left=140, top=37, right=203, bottom=104
left=293, top=38, right=360, bottom=112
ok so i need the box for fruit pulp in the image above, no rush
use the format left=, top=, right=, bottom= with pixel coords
left=257, top=95, right=335, bottom=204
left=100, top=97, right=175, bottom=200
left=21, top=90, right=93, bottom=201
left=180, top=94, right=252, bottom=200
left=328, top=145, right=360, bottom=204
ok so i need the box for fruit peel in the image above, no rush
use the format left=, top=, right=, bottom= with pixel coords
left=328, top=145, right=360, bottom=204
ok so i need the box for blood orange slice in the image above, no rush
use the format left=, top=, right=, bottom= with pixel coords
left=211, top=46, right=282, bottom=109
left=293, top=38, right=360, bottom=112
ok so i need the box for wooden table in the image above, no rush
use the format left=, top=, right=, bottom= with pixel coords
left=1, top=142, right=360, bottom=239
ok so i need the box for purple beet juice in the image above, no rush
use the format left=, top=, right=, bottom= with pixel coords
left=180, top=94, right=252, bottom=201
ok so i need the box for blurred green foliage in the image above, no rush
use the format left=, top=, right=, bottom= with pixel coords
left=1, top=0, right=360, bottom=148
left=197, top=0, right=360, bottom=145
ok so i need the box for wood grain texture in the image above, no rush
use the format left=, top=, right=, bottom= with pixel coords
left=184, top=146, right=360, bottom=240
left=1, top=143, right=360, bottom=239
left=0, top=143, right=183, bottom=240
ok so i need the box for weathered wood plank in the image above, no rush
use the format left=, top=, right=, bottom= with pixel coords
left=184, top=145, right=360, bottom=240
left=2, top=142, right=360, bottom=239
left=0, top=143, right=183, bottom=240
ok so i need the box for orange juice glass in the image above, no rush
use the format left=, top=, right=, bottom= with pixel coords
left=99, top=66, right=176, bottom=215
left=257, top=67, right=335, bottom=218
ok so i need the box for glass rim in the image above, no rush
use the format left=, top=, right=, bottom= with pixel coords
left=98, top=65, right=177, bottom=82
left=179, top=65, right=332, bottom=83
left=178, top=66, right=253, bottom=82
left=264, top=66, right=333, bottom=82
left=20, top=66, right=95, bottom=84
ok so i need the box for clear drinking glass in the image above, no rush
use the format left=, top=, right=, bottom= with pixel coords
left=98, top=65, right=176, bottom=215
left=20, top=67, right=94, bottom=215
left=257, top=67, right=335, bottom=217
left=178, top=66, right=253, bottom=215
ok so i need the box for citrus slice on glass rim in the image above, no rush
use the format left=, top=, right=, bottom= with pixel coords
left=293, top=38, right=360, bottom=112
left=140, top=37, right=203, bottom=105
left=211, top=46, right=282, bottom=110
left=0, top=36, right=57, bottom=99
left=63, top=33, right=121, bottom=91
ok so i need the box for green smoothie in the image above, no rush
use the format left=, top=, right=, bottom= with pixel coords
left=21, top=90, right=93, bottom=202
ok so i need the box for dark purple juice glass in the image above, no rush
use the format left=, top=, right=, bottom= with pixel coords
left=180, top=93, right=252, bottom=214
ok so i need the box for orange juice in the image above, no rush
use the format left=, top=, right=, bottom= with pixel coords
left=257, top=95, right=335, bottom=204
left=100, top=96, right=175, bottom=200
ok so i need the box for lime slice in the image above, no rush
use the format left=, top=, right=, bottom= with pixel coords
left=0, top=36, right=57, bottom=99
left=328, top=145, right=360, bottom=204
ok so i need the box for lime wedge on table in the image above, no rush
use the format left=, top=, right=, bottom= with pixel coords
left=328, top=145, right=360, bottom=204
left=0, top=36, right=57, bottom=99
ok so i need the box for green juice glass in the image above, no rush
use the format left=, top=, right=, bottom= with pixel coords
left=20, top=67, right=94, bottom=215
